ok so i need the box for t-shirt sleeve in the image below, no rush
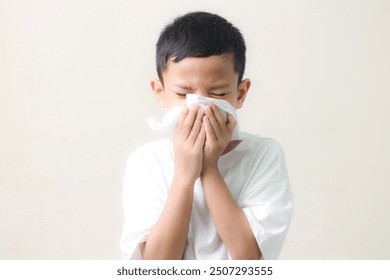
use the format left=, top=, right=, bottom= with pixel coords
left=120, top=148, right=166, bottom=259
left=238, top=140, right=293, bottom=260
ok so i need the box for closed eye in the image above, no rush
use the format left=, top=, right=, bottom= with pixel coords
left=175, top=93, right=187, bottom=97
left=210, top=92, right=228, bottom=97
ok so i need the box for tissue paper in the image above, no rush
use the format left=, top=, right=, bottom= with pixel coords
left=148, top=94, right=242, bottom=141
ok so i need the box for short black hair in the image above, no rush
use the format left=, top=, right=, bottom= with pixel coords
left=156, top=11, right=246, bottom=84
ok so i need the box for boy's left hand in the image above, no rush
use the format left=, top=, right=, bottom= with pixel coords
left=202, top=103, right=236, bottom=170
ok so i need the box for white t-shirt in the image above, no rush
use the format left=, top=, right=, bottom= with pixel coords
left=120, top=132, right=293, bottom=260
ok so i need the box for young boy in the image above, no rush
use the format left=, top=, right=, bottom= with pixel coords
left=120, top=11, right=293, bottom=260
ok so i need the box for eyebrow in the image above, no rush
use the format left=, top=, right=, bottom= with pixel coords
left=173, top=84, right=192, bottom=90
left=208, top=83, right=231, bottom=90
left=173, top=83, right=231, bottom=90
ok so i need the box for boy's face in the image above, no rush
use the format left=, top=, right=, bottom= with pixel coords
left=151, top=54, right=250, bottom=110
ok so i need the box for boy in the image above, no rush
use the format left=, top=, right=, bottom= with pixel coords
left=120, top=11, right=293, bottom=260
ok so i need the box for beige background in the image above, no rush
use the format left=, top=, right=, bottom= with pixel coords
left=1, top=0, right=389, bottom=259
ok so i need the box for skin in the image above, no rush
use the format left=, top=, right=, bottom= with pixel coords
left=139, top=54, right=262, bottom=260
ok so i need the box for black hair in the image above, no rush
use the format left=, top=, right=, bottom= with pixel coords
left=156, top=11, right=246, bottom=84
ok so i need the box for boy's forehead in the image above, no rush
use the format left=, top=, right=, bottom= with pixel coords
left=163, top=54, right=237, bottom=81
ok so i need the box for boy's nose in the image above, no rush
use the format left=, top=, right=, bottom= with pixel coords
left=193, top=90, right=209, bottom=98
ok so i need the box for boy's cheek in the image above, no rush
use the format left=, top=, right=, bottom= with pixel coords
left=167, top=100, right=187, bottom=109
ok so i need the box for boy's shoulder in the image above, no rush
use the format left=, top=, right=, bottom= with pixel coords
left=236, top=133, right=287, bottom=165
left=241, top=132, right=284, bottom=153
left=136, top=138, right=171, bottom=151
left=128, top=138, right=172, bottom=161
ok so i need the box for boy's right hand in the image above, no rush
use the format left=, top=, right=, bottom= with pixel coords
left=173, top=105, right=205, bottom=184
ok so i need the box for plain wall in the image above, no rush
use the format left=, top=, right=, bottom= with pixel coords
left=1, top=0, right=389, bottom=259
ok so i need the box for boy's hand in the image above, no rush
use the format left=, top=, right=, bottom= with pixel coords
left=202, top=103, right=236, bottom=170
left=173, top=105, right=206, bottom=184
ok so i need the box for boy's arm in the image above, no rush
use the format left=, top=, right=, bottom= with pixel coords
left=139, top=175, right=195, bottom=259
left=201, top=104, right=262, bottom=260
left=200, top=167, right=262, bottom=259
left=140, top=105, right=205, bottom=259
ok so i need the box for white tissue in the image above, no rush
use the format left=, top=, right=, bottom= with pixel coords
left=147, top=94, right=242, bottom=141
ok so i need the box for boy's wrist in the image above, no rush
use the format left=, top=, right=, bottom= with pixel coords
left=200, top=165, right=220, bottom=179
left=172, top=172, right=198, bottom=189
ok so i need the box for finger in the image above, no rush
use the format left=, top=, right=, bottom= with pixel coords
left=188, top=107, right=204, bottom=143
left=210, top=103, right=226, bottom=127
left=203, top=115, right=217, bottom=141
left=181, top=104, right=199, bottom=137
left=205, top=104, right=222, bottom=140
left=176, top=107, right=189, bottom=131
left=226, top=113, right=237, bottom=136
left=194, top=125, right=206, bottom=149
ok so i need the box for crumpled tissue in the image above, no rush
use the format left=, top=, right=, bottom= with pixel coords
left=148, top=94, right=242, bottom=141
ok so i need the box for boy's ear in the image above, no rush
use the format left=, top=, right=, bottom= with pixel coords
left=236, top=78, right=251, bottom=109
left=150, top=79, right=165, bottom=107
